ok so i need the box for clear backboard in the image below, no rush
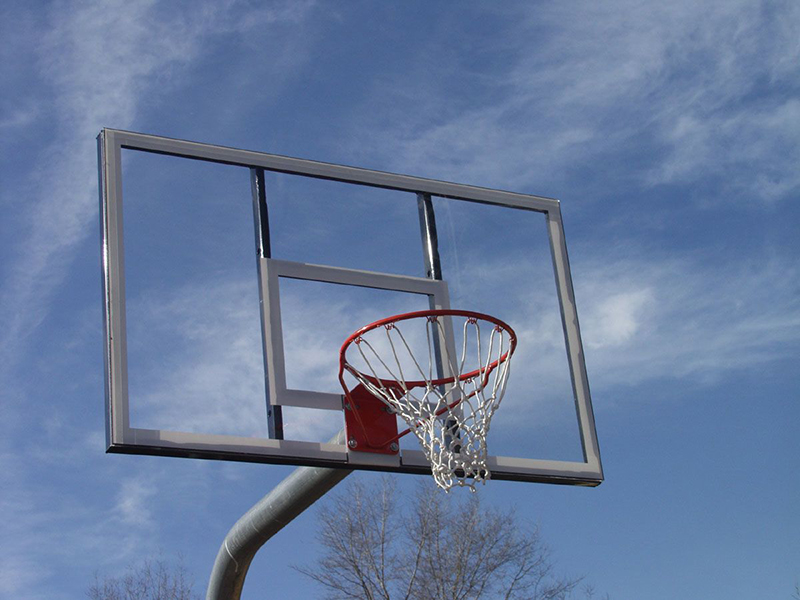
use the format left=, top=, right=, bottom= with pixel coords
left=98, top=128, right=602, bottom=486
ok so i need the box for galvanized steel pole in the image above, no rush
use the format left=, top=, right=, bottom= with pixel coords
left=206, top=431, right=351, bottom=600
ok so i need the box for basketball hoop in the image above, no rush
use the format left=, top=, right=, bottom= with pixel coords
left=339, top=309, right=517, bottom=492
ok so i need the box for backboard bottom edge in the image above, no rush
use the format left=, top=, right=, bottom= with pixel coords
left=106, top=443, right=602, bottom=487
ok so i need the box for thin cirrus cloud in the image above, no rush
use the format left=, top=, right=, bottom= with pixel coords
left=125, top=274, right=437, bottom=442
left=0, top=4, right=315, bottom=593
left=650, top=99, right=800, bottom=201
left=114, top=476, right=157, bottom=527
left=0, top=0, right=315, bottom=377
left=0, top=458, right=159, bottom=598
left=122, top=250, right=800, bottom=439
left=124, top=274, right=343, bottom=440
left=352, top=1, right=799, bottom=202
left=575, top=254, right=800, bottom=391
left=0, top=461, right=45, bottom=596
left=0, top=474, right=187, bottom=599
left=444, top=249, right=800, bottom=404
left=127, top=277, right=269, bottom=437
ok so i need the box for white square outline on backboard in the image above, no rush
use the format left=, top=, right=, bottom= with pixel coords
left=260, top=258, right=453, bottom=411
left=98, top=128, right=603, bottom=485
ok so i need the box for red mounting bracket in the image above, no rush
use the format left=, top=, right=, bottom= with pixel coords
left=343, top=384, right=399, bottom=455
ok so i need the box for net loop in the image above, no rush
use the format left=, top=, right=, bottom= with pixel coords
left=339, top=309, right=517, bottom=492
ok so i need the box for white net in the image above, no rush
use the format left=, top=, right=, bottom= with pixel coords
left=341, top=311, right=516, bottom=492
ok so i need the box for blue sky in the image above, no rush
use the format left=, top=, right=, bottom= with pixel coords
left=1, top=1, right=799, bottom=598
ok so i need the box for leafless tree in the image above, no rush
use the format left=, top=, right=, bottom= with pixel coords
left=296, top=478, right=594, bottom=600
left=87, top=558, right=199, bottom=600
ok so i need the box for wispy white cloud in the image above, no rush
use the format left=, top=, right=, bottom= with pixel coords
left=114, top=476, right=156, bottom=527
left=650, top=98, right=800, bottom=201
left=0, top=0, right=315, bottom=379
left=0, top=105, right=39, bottom=130
left=444, top=247, right=800, bottom=415
left=352, top=1, right=799, bottom=202
left=0, top=4, right=318, bottom=594
left=0, top=440, right=206, bottom=597
left=125, top=273, right=431, bottom=442
left=0, top=450, right=115, bottom=596
left=0, top=556, right=43, bottom=598
left=127, top=278, right=267, bottom=436
left=88, top=230, right=799, bottom=469
left=124, top=250, right=793, bottom=438
left=585, top=289, right=655, bottom=350
left=575, top=253, right=800, bottom=391
left=0, top=454, right=51, bottom=596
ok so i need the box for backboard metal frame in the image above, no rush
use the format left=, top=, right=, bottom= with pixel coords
left=98, top=128, right=603, bottom=486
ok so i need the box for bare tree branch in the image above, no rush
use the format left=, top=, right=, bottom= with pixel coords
left=297, top=478, right=599, bottom=600
left=87, top=558, right=198, bottom=600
